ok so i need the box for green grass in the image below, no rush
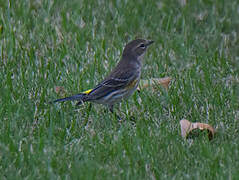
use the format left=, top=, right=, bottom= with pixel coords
left=0, top=0, right=239, bottom=179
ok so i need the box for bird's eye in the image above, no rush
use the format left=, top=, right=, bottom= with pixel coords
left=139, top=43, right=145, bottom=48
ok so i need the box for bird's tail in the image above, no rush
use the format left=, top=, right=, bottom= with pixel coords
left=52, top=93, right=86, bottom=103
left=51, top=88, right=93, bottom=105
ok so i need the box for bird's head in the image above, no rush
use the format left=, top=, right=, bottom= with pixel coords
left=122, top=39, right=154, bottom=61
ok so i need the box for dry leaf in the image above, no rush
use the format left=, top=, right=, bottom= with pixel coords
left=55, top=86, right=66, bottom=96
left=180, top=119, right=215, bottom=140
left=137, top=77, right=171, bottom=91
left=180, top=119, right=192, bottom=138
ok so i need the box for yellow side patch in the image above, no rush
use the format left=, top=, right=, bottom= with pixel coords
left=127, top=79, right=139, bottom=89
left=82, top=89, right=93, bottom=94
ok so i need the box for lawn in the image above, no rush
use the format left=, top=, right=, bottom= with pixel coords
left=0, top=0, right=239, bottom=179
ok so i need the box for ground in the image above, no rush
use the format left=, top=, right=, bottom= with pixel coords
left=0, top=0, right=239, bottom=179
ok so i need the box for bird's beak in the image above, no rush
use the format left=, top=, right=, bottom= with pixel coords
left=146, top=40, right=154, bottom=47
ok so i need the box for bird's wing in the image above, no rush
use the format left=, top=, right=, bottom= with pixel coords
left=86, top=70, right=138, bottom=100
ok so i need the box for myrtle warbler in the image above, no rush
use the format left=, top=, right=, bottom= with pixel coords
left=53, top=39, right=154, bottom=113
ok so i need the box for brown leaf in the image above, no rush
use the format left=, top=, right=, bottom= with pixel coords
left=180, top=119, right=215, bottom=140
left=54, top=86, right=66, bottom=97
left=180, top=119, right=192, bottom=138
left=137, top=77, right=171, bottom=91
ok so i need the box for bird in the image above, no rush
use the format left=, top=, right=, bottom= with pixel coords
left=52, top=39, right=154, bottom=114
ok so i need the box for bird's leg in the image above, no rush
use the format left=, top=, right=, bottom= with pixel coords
left=82, top=103, right=92, bottom=126
left=109, top=105, right=122, bottom=121
left=109, top=105, right=114, bottom=114
left=88, top=103, right=92, bottom=111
